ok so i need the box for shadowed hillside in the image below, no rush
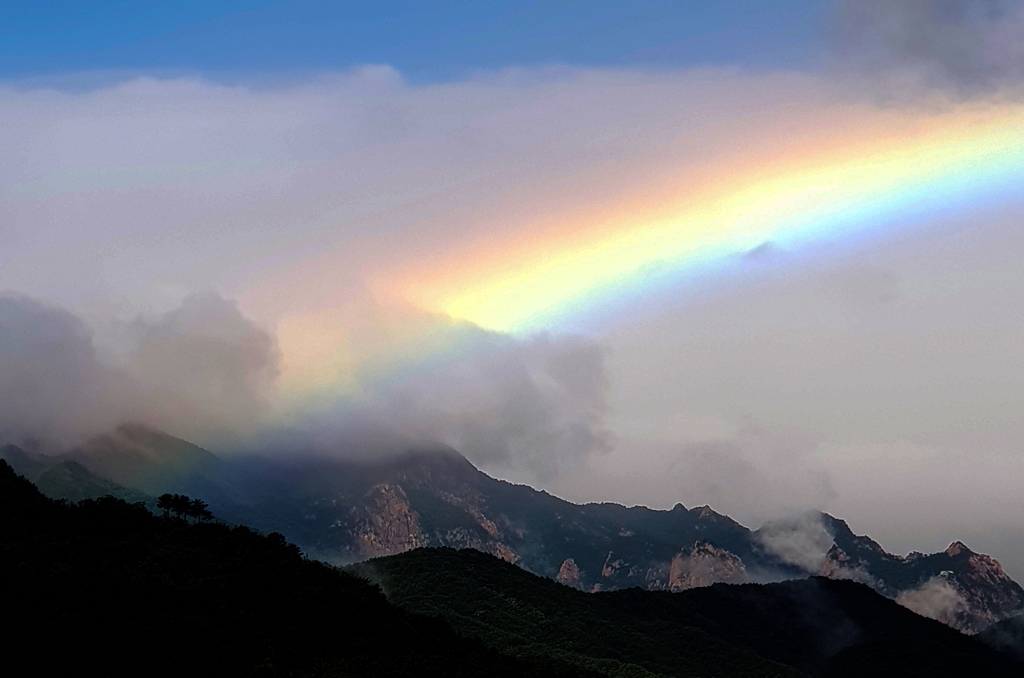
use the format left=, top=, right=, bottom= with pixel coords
left=0, top=460, right=576, bottom=678
left=359, top=547, right=1022, bottom=678
left=979, top=615, right=1024, bottom=662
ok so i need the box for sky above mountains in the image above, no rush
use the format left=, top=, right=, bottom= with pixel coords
left=3, top=1, right=827, bottom=79
left=3, top=1, right=1024, bottom=577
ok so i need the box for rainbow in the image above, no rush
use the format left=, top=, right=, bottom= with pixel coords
left=269, top=100, right=1024, bottom=397
left=380, top=103, right=1024, bottom=334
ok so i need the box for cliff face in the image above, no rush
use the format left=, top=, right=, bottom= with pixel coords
left=947, top=542, right=1024, bottom=625
left=666, top=542, right=748, bottom=591
left=555, top=558, right=584, bottom=589
left=287, top=453, right=1023, bottom=633
left=7, top=432, right=1022, bottom=635
left=346, top=484, right=428, bottom=559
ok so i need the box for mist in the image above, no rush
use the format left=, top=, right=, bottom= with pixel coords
left=0, top=289, right=612, bottom=489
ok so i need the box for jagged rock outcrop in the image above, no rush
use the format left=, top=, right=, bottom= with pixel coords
left=816, top=517, right=1024, bottom=633
left=938, top=542, right=1024, bottom=632
left=347, top=483, right=428, bottom=559
left=666, top=541, right=748, bottom=591
left=556, top=558, right=584, bottom=589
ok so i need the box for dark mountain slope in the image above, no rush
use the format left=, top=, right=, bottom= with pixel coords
left=35, top=460, right=152, bottom=504
left=64, top=422, right=222, bottom=493
left=361, top=547, right=1022, bottom=678
left=0, top=460, right=575, bottom=678
left=358, top=547, right=800, bottom=678
left=979, top=615, right=1024, bottom=662
left=0, top=443, right=51, bottom=481
left=189, top=446, right=1022, bottom=632
left=820, top=515, right=1024, bottom=629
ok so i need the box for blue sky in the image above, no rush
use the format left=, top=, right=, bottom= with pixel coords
left=2, top=1, right=828, bottom=81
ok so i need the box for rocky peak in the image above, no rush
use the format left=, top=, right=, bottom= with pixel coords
left=820, top=545, right=853, bottom=578
left=946, top=541, right=972, bottom=557
left=823, top=543, right=848, bottom=563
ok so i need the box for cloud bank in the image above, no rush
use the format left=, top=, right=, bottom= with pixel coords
left=0, top=292, right=278, bottom=449
left=0, top=290, right=611, bottom=485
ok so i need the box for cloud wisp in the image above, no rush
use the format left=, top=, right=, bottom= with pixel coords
left=756, top=512, right=837, bottom=574
left=896, top=575, right=969, bottom=625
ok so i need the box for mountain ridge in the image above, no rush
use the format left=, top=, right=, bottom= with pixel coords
left=3, top=424, right=1020, bottom=633
left=8, top=455, right=1015, bottom=676
left=359, top=546, right=1022, bottom=677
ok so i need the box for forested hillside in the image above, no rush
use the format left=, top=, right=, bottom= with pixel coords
left=0, top=460, right=569, bottom=678
left=361, top=547, right=1022, bottom=678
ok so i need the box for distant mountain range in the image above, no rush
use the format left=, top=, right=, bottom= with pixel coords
left=3, top=423, right=1022, bottom=634
left=3, top=456, right=1020, bottom=677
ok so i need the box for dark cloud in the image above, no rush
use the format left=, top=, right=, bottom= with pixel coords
left=833, top=0, right=1024, bottom=96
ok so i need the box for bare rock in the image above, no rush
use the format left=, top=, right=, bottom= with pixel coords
left=668, top=541, right=748, bottom=591
left=557, top=558, right=584, bottom=589
left=350, top=483, right=427, bottom=559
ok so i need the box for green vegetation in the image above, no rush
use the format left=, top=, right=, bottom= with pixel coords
left=359, top=549, right=796, bottom=678
left=156, top=492, right=213, bottom=522
left=361, top=547, right=1021, bottom=678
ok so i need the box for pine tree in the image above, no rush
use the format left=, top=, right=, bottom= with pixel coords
left=189, top=497, right=213, bottom=523
left=157, top=493, right=175, bottom=519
